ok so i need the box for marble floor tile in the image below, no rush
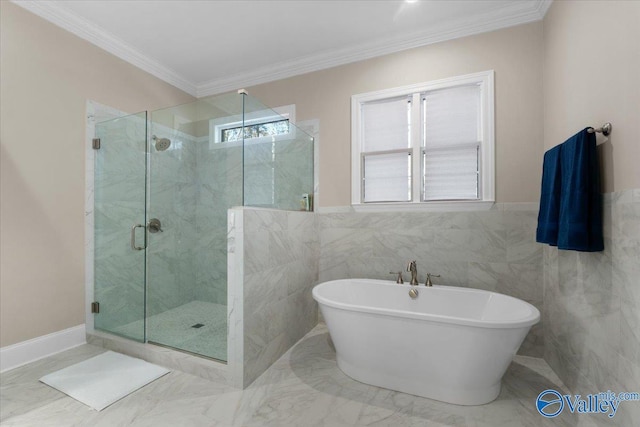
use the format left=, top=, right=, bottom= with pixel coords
left=2, top=324, right=589, bottom=427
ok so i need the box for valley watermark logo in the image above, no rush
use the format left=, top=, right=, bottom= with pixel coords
left=537, top=389, right=564, bottom=417
left=536, top=389, right=640, bottom=418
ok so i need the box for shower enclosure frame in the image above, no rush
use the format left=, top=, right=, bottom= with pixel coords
left=84, top=96, right=317, bottom=388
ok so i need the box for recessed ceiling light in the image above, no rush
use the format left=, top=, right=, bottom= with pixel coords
left=406, top=0, right=419, bottom=4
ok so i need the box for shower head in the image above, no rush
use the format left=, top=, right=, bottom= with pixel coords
left=152, top=135, right=171, bottom=151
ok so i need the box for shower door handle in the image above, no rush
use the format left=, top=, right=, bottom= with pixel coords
left=131, top=224, right=147, bottom=250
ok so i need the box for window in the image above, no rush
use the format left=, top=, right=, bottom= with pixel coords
left=351, top=71, right=494, bottom=210
left=211, top=104, right=295, bottom=145
left=220, top=119, right=290, bottom=142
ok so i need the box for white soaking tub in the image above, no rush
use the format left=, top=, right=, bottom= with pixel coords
left=312, top=278, right=540, bottom=405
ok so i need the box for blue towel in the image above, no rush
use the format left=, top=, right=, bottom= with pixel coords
left=536, top=128, right=604, bottom=252
left=557, top=128, right=603, bottom=251
left=536, top=145, right=562, bottom=245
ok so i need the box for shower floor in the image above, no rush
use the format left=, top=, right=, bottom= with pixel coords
left=112, top=301, right=227, bottom=361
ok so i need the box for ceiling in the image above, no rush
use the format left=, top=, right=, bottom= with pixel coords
left=13, top=0, right=552, bottom=97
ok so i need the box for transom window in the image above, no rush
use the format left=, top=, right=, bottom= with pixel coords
left=221, top=119, right=289, bottom=142
left=351, top=71, right=494, bottom=209
left=211, top=104, right=295, bottom=145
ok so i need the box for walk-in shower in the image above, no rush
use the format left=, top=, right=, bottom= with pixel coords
left=92, top=91, right=314, bottom=362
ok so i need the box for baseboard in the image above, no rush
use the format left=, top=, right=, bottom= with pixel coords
left=0, top=324, right=86, bottom=373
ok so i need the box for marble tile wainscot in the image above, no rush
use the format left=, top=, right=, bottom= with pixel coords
left=317, top=203, right=544, bottom=357
left=544, top=188, right=640, bottom=427
left=228, top=207, right=320, bottom=387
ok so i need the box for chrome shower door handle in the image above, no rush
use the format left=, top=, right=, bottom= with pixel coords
left=131, top=224, right=147, bottom=250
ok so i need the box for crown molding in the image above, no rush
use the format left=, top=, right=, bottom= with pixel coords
left=537, top=0, right=554, bottom=18
left=12, top=0, right=551, bottom=99
left=11, top=0, right=198, bottom=96
left=196, top=0, right=551, bottom=96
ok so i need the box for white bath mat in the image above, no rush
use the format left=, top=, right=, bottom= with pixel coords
left=40, top=351, right=169, bottom=411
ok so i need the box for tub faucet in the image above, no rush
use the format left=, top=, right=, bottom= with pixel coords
left=407, top=260, right=418, bottom=286
left=425, top=273, right=440, bottom=287
left=389, top=271, right=404, bottom=284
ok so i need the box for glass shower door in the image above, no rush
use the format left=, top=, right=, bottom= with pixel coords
left=94, top=112, right=147, bottom=342
left=145, top=94, right=244, bottom=361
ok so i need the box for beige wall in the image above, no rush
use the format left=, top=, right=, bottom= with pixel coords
left=542, top=4, right=640, bottom=419
left=0, top=2, right=194, bottom=347
left=247, top=22, right=544, bottom=206
left=7, top=0, right=636, bottom=348
left=544, top=0, right=640, bottom=192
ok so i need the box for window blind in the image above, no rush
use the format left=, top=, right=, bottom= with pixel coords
left=361, top=97, right=411, bottom=202
left=423, top=85, right=480, bottom=200
left=363, top=152, right=411, bottom=202
left=424, top=85, right=480, bottom=147
left=362, top=97, right=411, bottom=152
left=423, top=145, right=478, bottom=200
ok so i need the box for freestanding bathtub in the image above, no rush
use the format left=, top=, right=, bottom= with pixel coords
left=312, top=279, right=540, bottom=405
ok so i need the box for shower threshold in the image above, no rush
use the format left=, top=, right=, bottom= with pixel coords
left=147, top=340, right=227, bottom=364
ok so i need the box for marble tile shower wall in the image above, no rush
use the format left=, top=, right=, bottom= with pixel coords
left=243, top=139, right=315, bottom=211
left=194, top=145, right=243, bottom=306
left=271, top=138, right=314, bottom=210
left=318, top=206, right=544, bottom=357
left=241, top=209, right=319, bottom=386
left=200, top=136, right=314, bottom=305
left=151, top=138, right=244, bottom=313
left=544, top=189, right=640, bottom=426
left=146, top=136, right=199, bottom=316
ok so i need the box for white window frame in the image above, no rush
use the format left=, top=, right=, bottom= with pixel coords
left=351, top=70, right=494, bottom=211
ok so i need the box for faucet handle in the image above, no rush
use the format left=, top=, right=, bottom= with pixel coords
left=389, top=271, right=404, bottom=284
left=425, top=273, right=440, bottom=287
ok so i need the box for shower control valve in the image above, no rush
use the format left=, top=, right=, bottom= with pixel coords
left=148, top=218, right=163, bottom=233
